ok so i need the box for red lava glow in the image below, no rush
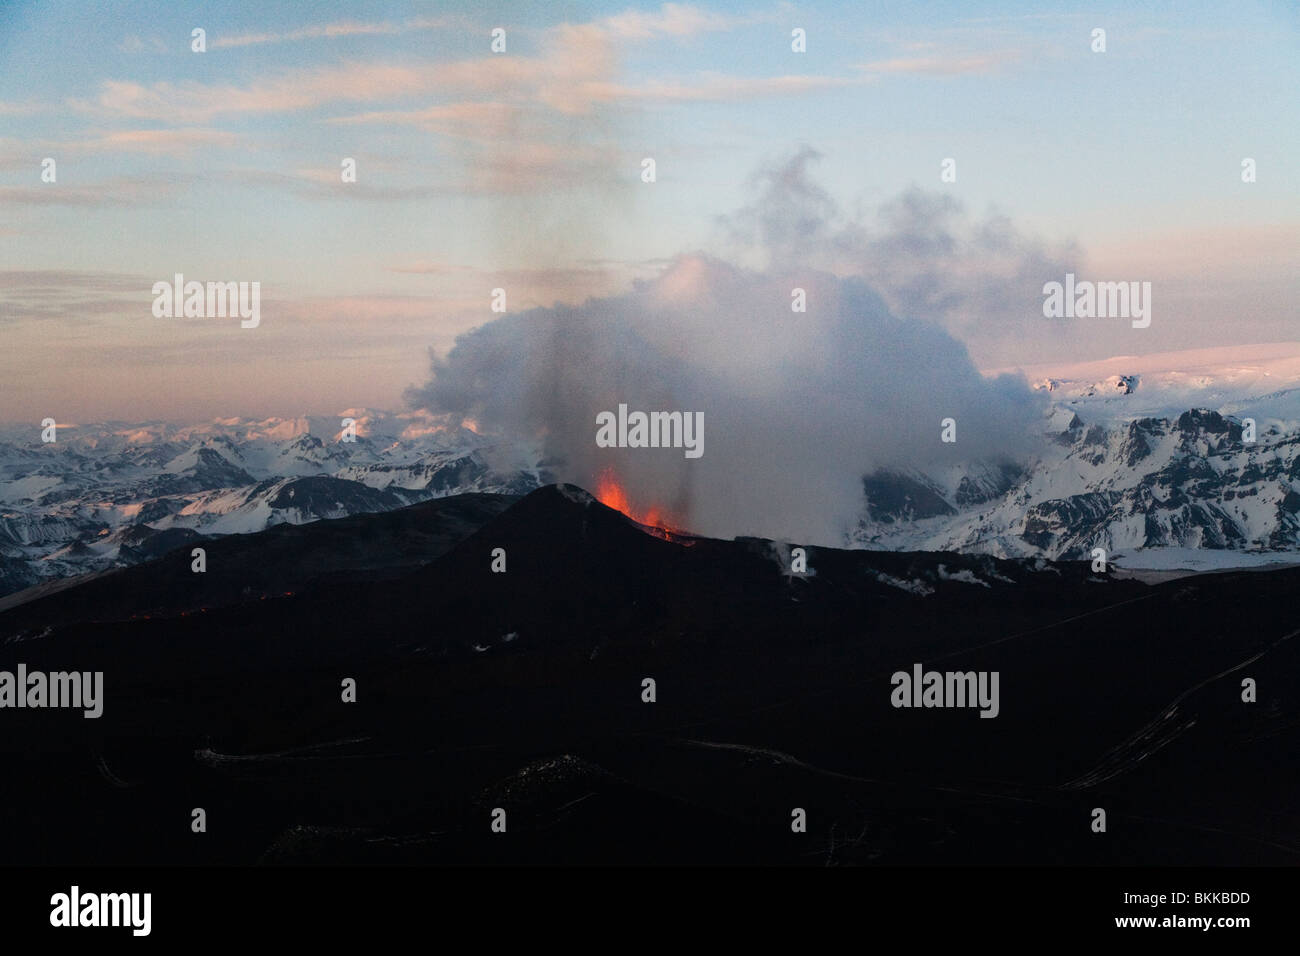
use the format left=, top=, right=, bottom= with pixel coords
left=594, top=468, right=692, bottom=544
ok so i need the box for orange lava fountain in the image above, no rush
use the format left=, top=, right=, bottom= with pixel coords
left=594, top=468, right=689, bottom=541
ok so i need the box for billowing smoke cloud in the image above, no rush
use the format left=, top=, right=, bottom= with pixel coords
left=406, top=150, right=1055, bottom=545
left=718, top=147, right=1087, bottom=368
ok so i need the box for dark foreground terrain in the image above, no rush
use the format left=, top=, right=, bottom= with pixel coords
left=1, top=485, right=1296, bottom=865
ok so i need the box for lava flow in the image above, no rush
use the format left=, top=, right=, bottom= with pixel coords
left=594, top=468, right=691, bottom=543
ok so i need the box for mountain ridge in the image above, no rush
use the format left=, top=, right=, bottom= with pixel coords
left=4, top=358, right=1300, bottom=597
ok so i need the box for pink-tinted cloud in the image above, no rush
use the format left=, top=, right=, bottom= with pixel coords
left=587, top=3, right=762, bottom=40
left=211, top=16, right=453, bottom=49
left=0, top=177, right=185, bottom=207
left=78, top=128, right=241, bottom=154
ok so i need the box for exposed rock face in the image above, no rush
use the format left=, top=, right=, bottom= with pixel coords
left=855, top=406, right=1300, bottom=560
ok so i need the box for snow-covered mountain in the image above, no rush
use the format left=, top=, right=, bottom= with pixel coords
left=856, top=343, right=1300, bottom=569
left=4, top=345, right=1300, bottom=597
left=0, top=409, right=549, bottom=596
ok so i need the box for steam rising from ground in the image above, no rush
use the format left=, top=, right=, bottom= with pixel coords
left=407, top=150, right=1055, bottom=544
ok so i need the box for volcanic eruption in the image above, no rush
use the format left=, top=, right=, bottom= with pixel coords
left=594, top=467, right=688, bottom=541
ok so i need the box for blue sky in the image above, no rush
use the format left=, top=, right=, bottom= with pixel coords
left=1, top=0, right=1296, bottom=420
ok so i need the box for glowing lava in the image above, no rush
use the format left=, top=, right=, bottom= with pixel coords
left=594, top=468, right=688, bottom=541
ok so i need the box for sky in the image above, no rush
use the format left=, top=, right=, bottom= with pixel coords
left=1, top=0, right=1297, bottom=423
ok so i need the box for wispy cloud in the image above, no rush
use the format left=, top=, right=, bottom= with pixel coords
left=76, top=128, right=241, bottom=154
left=585, top=3, right=770, bottom=40
left=224, top=167, right=450, bottom=202
left=0, top=130, right=236, bottom=175
left=328, top=99, right=518, bottom=134
left=210, top=16, right=453, bottom=49
left=0, top=270, right=151, bottom=324
left=70, top=64, right=443, bottom=122
left=0, top=176, right=187, bottom=207
left=207, top=4, right=766, bottom=53
left=73, top=3, right=824, bottom=124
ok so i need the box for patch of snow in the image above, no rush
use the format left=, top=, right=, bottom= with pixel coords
left=556, top=484, right=596, bottom=506
left=1112, top=548, right=1300, bottom=573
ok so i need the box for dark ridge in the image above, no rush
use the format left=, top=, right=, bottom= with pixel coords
left=1, top=483, right=1297, bottom=865
left=0, top=491, right=519, bottom=628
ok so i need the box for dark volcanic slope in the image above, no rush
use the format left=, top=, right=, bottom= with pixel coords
left=1, top=484, right=1297, bottom=866
left=0, top=491, right=517, bottom=628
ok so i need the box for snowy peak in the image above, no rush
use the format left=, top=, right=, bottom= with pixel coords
left=857, top=400, right=1300, bottom=561
left=0, top=414, right=550, bottom=598
left=1035, top=373, right=1138, bottom=399
left=4, top=344, right=1300, bottom=598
